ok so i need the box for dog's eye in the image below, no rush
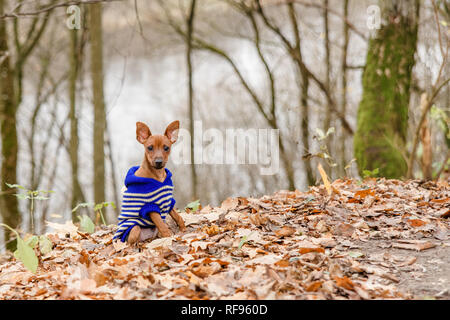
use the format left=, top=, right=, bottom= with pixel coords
left=164, top=145, right=170, bottom=152
left=147, top=145, right=153, bottom=151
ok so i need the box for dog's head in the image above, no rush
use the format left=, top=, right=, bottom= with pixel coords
left=136, top=121, right=179, bottom=169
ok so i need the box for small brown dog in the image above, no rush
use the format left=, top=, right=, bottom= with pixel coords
left=113, top=121, right=186, bottom=244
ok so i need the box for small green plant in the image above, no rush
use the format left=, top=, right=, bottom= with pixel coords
left=72, top=201, right=116, bottom=232
left=303, top=127, right=337, bottom=168
left=78, top=215, right=95, bottom=233
left=237, top=231, right=255, bottom=250
left=362, top=167, right=380, bottom=179
left=185, top=199, right=200, bottom=212
left=238, top=235, right=248, bottom=250
left=94, top=202, right=115, bottom=225
left=5, top=183, right=54, bottom=234
left=0, top=223, right=53, bottom=273
left=315, top=127, right=335, bottom=142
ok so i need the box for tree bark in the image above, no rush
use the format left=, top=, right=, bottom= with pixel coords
left=89, top=2, right=106, bottom=207
left=354, top=0, right=420, bottom=178
left=0, top=0, right=19, bottom=250
left=323, top=0, right=333, bottom=157
left=287, top=3, right=314, bottom=186
left=340, top=0, right=349, bottom=173
left=69, top=25, right=86, bottom=220
left=187, top=0, right=198, bottom=199
left=105, top=123, right=120, bottom=220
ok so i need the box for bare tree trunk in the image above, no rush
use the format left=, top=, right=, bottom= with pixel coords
left=29, top=54, right=50, bottom=194
left=89, top=2, right=106, bottom=208
left=11, top=2, right=53, bottom=235
left=40, top=103, right=67, bottom=233
left=105, top=124, right=120, bottom=221
left=298, top=69, right=313, bottom=185
left=69, top=25, right=86, bottom=220
left=0, top=0, right=19, bottom=250
left=340, top=0, right=349, bottom=174
left=187, top=0, right=198, bottom=199
left=278, top=135, right=296, bottom=189
left=420, top=94, right=432, bottom=180
left=287, top=3, right=314, bottom=186
left=323, top=0, right=332, bottom=153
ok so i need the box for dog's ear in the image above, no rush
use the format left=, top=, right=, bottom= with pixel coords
left=136, top=122, right=151, bottom=144
left=164, top=120, right=179, bottom=144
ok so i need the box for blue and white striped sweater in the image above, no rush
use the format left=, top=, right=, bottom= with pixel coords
left=113, top=166, right=176, bottom=242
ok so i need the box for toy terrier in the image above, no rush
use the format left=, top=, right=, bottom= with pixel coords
left=113, top=120, right=186, bottom=244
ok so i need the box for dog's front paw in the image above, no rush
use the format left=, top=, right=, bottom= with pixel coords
left=160, top=229, right=173, bottom=238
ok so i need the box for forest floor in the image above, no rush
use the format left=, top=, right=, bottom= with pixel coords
left=0, top=178, right=449, bottom=300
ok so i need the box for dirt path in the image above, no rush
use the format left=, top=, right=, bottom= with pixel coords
left=355, top=240, right=450, bottom=298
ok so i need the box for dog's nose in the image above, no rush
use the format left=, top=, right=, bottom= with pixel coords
left=154, top=159, right=164, bottom=168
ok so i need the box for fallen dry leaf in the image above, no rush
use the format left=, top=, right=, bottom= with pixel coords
left=407, top=219, right=427, bottom=227
left=333, top=276, right=355, bottom=291
left=298, top=247, right=325, bottom=255
left=274, top=226, right=296, bottom=238
left=249, top=213, right=268, bottom=226
left=332, top=223, right=355, bottom=237
left=440, top=210, right=450, bottom=218
left=201, top=224, right=219, bottom=237
left=392, top=240, right=436, bottom=251
left=220, top=197, right=239, bottom=211
left=79, top=278, right=97, bottom=293
left=354, top=285, right=371, bottom=300
left=397, top=256, right=417, bottom=267
left=112, top=240, right=128, bottom=252
left=430, top=198, right=449, bottom=204
left=191, top=264, right=215, bottom=278
left=318, top=163, right=332, bottom=196
left=305, top=281, right=323, bottom=292
left=274, top=260, right=290, bottom=268
left=354, top=189, right=375, bottom=199
left=45, top=220, right=78, bottom=237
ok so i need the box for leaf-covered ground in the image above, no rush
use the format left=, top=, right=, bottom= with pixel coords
left=0, top=178, right=449, bottom=300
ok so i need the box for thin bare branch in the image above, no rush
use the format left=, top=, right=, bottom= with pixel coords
left=254, top=0, right=354, bottom=134
left=0, top=0, right=121, bottom=19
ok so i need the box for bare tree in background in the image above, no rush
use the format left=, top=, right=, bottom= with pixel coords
left=339, top=0, right=350, bottom=173
left=158, top=0, right=297, bottom=190
left=322, top=0, right=332, bottom=161
left=69, top=14, right=86, bottom=219
left=187, top=0, right=198, bottom=199
left=0, top=0, right=54, bottom=248
left=253, top=0, right=354, bottom=186
left=286, top=2, right=314, bottom=186
left=407, top=0, right=449, bottom=179
left=0, top=0, right=18, bottom=249
left=89, top=2, right=106, bottom=213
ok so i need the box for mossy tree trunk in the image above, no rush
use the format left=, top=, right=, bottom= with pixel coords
left=0, top=0, right=20, bottom=250
left=354, top=0, right=420, bottom=178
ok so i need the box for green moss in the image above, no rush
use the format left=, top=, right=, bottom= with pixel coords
left=354, top=17, right=418, bottom=179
